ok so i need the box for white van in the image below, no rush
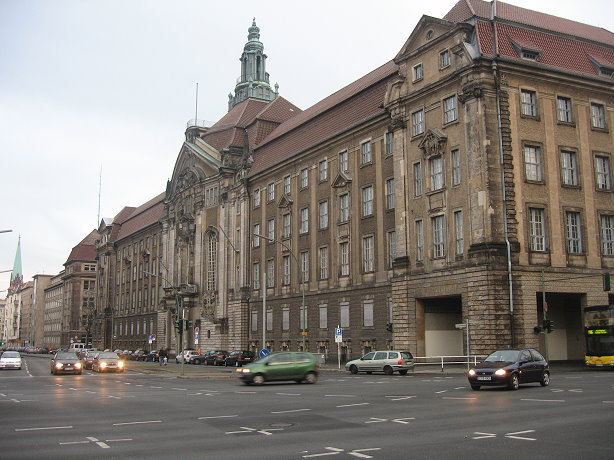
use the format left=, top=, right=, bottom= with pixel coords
left=68, top=343, right=86, bottom=354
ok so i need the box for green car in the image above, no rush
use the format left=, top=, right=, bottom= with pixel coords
left=237, top=352, right=319, bottom=385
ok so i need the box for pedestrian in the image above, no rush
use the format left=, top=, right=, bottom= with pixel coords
left=159, top=347, right=168, bottom=366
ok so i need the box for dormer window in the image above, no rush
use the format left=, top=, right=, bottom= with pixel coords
left=589, top=56, right=614, bottom=77
left=511, top=40, right=540, bottom=61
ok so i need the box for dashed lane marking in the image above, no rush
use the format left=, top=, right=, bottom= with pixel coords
left=198, top=415, right=238, bottom=420
left=271, top=408, right=311, bottom=414
left=112, top=420, right=162, bottom=426
left=16, top=426, right=73, bottom=431
left=337, top=403, right=370, bottom=408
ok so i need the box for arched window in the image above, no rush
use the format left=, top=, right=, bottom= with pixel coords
left=207, top=233, right=218, bottom=291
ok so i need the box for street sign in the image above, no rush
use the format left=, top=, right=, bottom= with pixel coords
left=335, top=327, right=342, bottom=335
left=335, top=327, right=343, bottom=343
left=194, top=327, right=199, bottom=335
left=259, top=349, right=270, bottom=358
left=194, top=333, right=199, bottom=345
left=455, top=323, right=467, bottom=329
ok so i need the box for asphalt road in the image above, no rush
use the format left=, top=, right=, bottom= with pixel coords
left=0, top=355, right=613, bottom=459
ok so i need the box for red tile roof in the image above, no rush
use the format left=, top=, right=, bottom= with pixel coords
left=116, top=192, right=165, bottom=241
left=65, top=230, right=99, bottom=264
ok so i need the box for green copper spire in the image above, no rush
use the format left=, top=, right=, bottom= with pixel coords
left=9, top=236, right=23, bottom=292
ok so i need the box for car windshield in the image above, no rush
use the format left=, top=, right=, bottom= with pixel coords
left=98, top=352, right=119, bottom=359
left=484, top=350, right=520, bottom=362
left=56, top=352, right=79, bottom=360
left=2, top=351, right=20, bottom=358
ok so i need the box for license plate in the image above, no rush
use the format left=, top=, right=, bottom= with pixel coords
left=65, top=366, right=73, bottom=370
left=477, top=376, right=491, bottom=381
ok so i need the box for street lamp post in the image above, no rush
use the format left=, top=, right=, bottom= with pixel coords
left=254, top=233, right=307, bottom=351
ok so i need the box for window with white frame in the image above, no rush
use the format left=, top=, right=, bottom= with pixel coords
left=413, top=63, right=423, bottom=81
left=387, top=296, right=393, bottom=325
left=282, top=213, right=291, bottom=238
left=557, top=96, right=573, bottom=123
left=363, top=299, right=374, bottom=327
left=385, top=178, right=395, bottom=210
left=282, top=255, right=291, bottom=285
left=430, top=156, right=444, bottom=191
left=561, top=150, right=578, bottom=186
left=600, top=215, right=614, bottom=256
left=414, top=163, right=423, bottom=196
left=300, top=207, right=309, bottom=234
left=319, top=246, right=328, bottom=279
left=268, top=182, right=275, bottom=202
left=529, top=207, right=546, bottom=251
left=266, top=259, right=275, bottom=288
left=362, top=185, right=374, bottom=217
left=451, top=149, right=461, bottom=186
left=252, top=262, right=260, bottom=290
left=521, top=89, right=537, bottom=117
left=251, top=310, right=258, bottom=332
left=284, top=175, right=291, bottom=195
left=591, top=103, right=606, bottom=129
left=340, top=193, right=350, bottom=223
left=565, top=211, right=583, bottom=254
left=253, top=224, right=260, bottom=247
left=282, top=306, right=290, bottom=330
left=361, top=141, right=372, bottom=164
left=416, top=219, right=424, bottom=262
left=432, top=215, right=445, bottom=258
left=387, top=230, right=396, bottom=269
left=595, top=155, right=611, bottom=190
left=207, top=233, right=217, bottom=291
left=362, top=235, right=375, bottom=272
left=319, top=159, right=328, bottom=181
left=319, top=304, right=328, bottom=329
left=253, top=188, right=261, bottom=207
left=267, top=217, right=275, bottom=241
left=454, top=210, right=464, bottom=256
left=443, top=95, right=457, bottom=124
left=300, top=168, right=309, bottom=189
left=300, top=250, right=309, bottom=282
left=319, top=200, right=328, bottom=229
left=340, top=241, right=350, bottom=276
left=299, top=305, right=308, bottom=330
left=412, top=109, right=424, bottom=136
left=524, top=145, right=543, bottom=182
left=440, top=49, right=450, bottom=68
left=340, top=302, right=350, bottom=328
left=386, top=132, right=394, bottom=156
left=266, top=308, right=273, bottom=331
left=339, top=150, right=349, bottom=173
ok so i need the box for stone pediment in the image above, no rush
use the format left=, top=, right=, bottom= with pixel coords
left=418, top=128, right=447, bottom=159
left=331, top=171, right=352, bottom=189
left=278, top=194, right=293, bottom=209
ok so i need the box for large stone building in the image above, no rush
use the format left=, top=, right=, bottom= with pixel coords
left=91, top=0, right=613, bottom=361
left=43, top=272, right=65, bottom=350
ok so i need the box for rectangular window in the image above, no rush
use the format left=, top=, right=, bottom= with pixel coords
left=566, top=211, right=583, bottom=254
left=319, top=160, right=328, bottom=181
left=266, top=308, right=273, bottom=331
left=524, top=145, right=543, bottom=182
left=521, top=89, right=537, bottom=117
left=413, top=63, right=423, bottom=81
left=386, top=178, right=395, bottom=210
left=282, top=213, right=291, bottom=238
left=387, top=230, right=397, bottom=269
left=319, top=304, right=328, bottom=329
left=454, top=210, right=464, bottom=256
left=595, top=155, right=611, bottom=190
left=267, top=217, right=275, bottom=241
left=362, top=185, right=374, bottom=217
left=451, top=149, right=461, bottom=186
left=561, top=150, right=578, bottom=186
left=591, top=103, right=606, bottom=129
left=319, top=200, right=329, bottom=229
left=253, top=224, right=260, bottom=247
left=284, top=175, right=291, bottom=195
left=443, top=95, right=457, bottom=124
left=299, top=305, right=308, bottom=331
left=432, top=215, right=445, bottom=258
left=251, top=310, right=258, bottom=332
left=282, top=255, right=291, bottom=285
left=600, top=215, right=614, bottom=256
left=340, top=241, right=350, bottom=276
left=340, top=193, right=350, bottom=223
left=282, top=307, right=290, bottom=330
left=387, top=296, right=393, bottom=324
left=363, top=299, right=374, bottom=327
left=362, top=235, right=375, bottom=272
left=414, top=163, right=423, bottom=196
left=416, top=220, right=424, bottom=262
left=300, top=168, right=309, bottom=189
left=412, top=109, right=424, bottom=136
left=300, top=250, right=309, bottom=283
left=340, top=302, right=350, bottom=328
left=252, top=262, right=260, bottom=290
left=529, top=208, right=546, bottom=252
left=339, top=150, right=349, bottom=173
left=557, top=96, right=573, bottom=123
left=300, top=207, right=309, bottom=234
left=440, top=49, right=450, bottom=68
left=319, top=246, right=329, bottom=279
left=266, top=259, right=275, bottom=288
left=361, top=141, right=372, bottom=164
left=430, top=156, right=444, bottom=191
left=386, top=132, right=394, bottom=156
left=268, top=182, right=275, bottom=202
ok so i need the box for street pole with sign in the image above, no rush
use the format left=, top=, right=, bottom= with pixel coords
left=335, top=326, right=342, bottom=369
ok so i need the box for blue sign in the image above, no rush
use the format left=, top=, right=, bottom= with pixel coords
left=335, top=327, right=342, bottom=336
left=259, top=348, right=270, bottom=358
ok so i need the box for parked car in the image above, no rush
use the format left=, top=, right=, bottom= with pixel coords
left=51, top=351, right=83, bottom=375
left=345, top=350, right=415, bottom=375
left=92, top=351, right=125, bottom=373
left=146, top=350, right=160, bottom=362
left=204, top=350, right=229, bottom=366
left=468, top=348, right=550, bottom=391
left=82, top=350, right=99, bottom=370
left=188, top=351, right=214, bottom=365
left=0, top=351, right=22, bottom=370
left=175, top=349, right=197, bottom=363
left=131, top=350, right=149, bottom=361
left=120, top=350, right=133, bottom=360
left=237, top=351, right=319, bottom=385
left=225, top=350, right=255, bottom=367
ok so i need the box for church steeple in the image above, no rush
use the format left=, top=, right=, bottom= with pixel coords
left=228, top=19, right=278, bottom=111
left=8, top=236, right=23, bottom=294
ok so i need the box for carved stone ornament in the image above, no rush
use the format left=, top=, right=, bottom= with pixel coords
left=389, top=113, right=407, bottom=131
left=458, top=83, right=483, bottom=104
left=177, top=169, right=198, bottom=192
left=278, top=194, right=293, bottom=209
left=418, top=128, right=447, bottom=159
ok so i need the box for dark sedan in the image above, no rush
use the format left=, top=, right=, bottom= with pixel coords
left=188, top=351, right=214, bottom=365
left=468, top=348, right=550, bottom=390
left=92, top=352, right=125, bottom=373
left=225, top=350, right=255, bottom=367
left=82, top=351, right=98, bottom=370
left=205, top=350, right=229, bottom=366
left=51, top=352, right=83, bottom=375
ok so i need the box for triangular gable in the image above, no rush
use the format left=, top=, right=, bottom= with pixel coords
left=394, top=15, right=456, bottom=62
left=168, top=142, right=222, bottom=198
left=277, top=194, right=293, bottom=209
left=418, top=128, right=448, bottom=158
left=331, top=171, right=352, bottom=189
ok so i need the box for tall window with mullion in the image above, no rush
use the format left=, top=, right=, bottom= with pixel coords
left=561, top=150, right=578, bottom=186
left=385, top=178, right=395, bottom=209
left=319, top=246, right=329, bottom=279
left=300, top=250, right=309, bottom=282
left=340, top=241, right=350, bottom=276
left=362, top=185, right=374, bottom=217
left=451, top=149, right=461, bottom=186
left=339, top=193, right=350, bottom=223
left=318, top=200, right=329, bottom=229
left=266, top=259, right=275, bottom=288
left=363, top=299, right=374, bottom=327
left=207, top=233, right=217, bottom=291
left=600, top=215, right=614, bottom=256
left=415, top=219, right=424, bottom=262
left=282, top=255, right=291, bottom=285
left=361, top=141, right=372, bottom=165
left=595, top=155, right=611, bottom=190
left=529, top=207, right=546, bottom=252
left=282, top=213, right=291, bottom=238
left=443, top=95, right=457, bottom=124
left=412, top=109, right=424, bottom=136
left=524, top=145, right=543, bottom=182
left=521, top=89, right=537, bottom=117
left=557, top=96, right=573, bottom=123
left=565, top=211, right=583, bottom=254
left=300, top=207, right=309, bottom=234
left=267, top=217, right=275, bottom=241
left=432, top=215, right=445, bottom=258
left=387, top=230, right=397, bottom=269
left=591, top=103, right=606, bottom=129
left=454, top=210, right=464, bottom=256
left=430, top=156, right=444, bottom=191
left=362, top=235, right=375, bottom=272
left=252, top=262, right=260, bottom=290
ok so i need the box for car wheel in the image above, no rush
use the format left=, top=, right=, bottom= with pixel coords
left=349, top=365, right=358, bottom=374
left=540, top=371, right=550, bottom=387
left=471, top=385, right=481, bottom=391
left=252, top=374, right=265, bottom=385
left=398, top=370, right=408, bottom=376
left=509, top=373, right=520, bottom=390
left=383, top=366, right=394, bottom=375
left=304, top=372, right=317, bottom=384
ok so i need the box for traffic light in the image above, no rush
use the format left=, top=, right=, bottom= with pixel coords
left=604, top=273, right=611, bottom=291
left=543, top=319, right=554, bottom=333
left=185, top=320, right=193, bottom=330
left=174, top=319, right=183, bottom=334
left=533, top=326, right=542, bottom=334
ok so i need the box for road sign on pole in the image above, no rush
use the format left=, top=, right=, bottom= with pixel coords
left=260, top=349, right=270, bottom=358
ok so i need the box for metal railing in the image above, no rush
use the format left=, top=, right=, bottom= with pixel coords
left=413, top=355, right=486, bottom=372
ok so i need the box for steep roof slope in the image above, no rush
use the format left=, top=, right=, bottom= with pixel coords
left=65, top=229, right=99, bottom=264
left=116, top=192, right=165, bottom=241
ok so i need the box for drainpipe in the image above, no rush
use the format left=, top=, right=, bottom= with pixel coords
left=490, top=1, right=515, bottom=347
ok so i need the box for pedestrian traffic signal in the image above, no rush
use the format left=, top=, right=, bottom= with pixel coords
left=185, top=320, right=193, bottom=330
left=174, top=319, right=183, bottom=333
left=603, top=273, right=611, bottom=291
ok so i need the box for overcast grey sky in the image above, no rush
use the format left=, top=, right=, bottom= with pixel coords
left=1, top=0, right=612, bottom=291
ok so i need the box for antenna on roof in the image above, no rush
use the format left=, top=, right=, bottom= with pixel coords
left=97, top=164, right=102, bottom=226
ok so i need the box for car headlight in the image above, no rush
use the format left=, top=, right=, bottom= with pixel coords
left=468, top=369, right=476, bottom=376
left=238, top=368, right=251, bottom=374
left=100, top=362, right=107, bottom=368
left=118, top=361, right=124, bottom=368
left=55, top=362, right=63, bottom=369
left=495, top=369, right=506, bottom=376
left=74, top=362, right=82, bottom=369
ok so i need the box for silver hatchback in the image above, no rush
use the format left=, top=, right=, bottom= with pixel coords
left=346, top=350, right=415, bottom=375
